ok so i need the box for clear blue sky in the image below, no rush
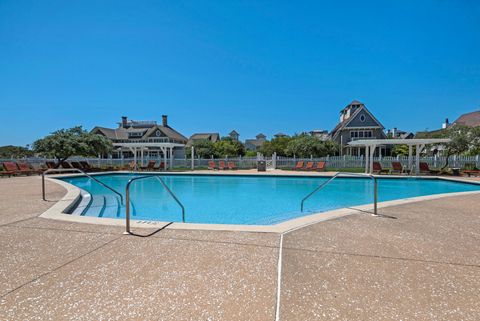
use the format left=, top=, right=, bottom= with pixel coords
left=1, top=0, right=479, bottom=146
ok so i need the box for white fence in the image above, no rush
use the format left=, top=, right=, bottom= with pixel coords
left=2, top=155, right=480, bottom=170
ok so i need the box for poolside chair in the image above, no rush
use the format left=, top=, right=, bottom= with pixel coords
left=141, top=160, right=156, bottom=171
left=463, top=170, right=480, bottom=177
left=153, top=161, right=166, bottom=171
left=391, top=162, right=410, bottom=175
left=208, top=161, right=217, bottom=170
left=305, top=161, right=315, bottom=171
left=80, top=161, right=101, bottom=172
left=218, top=161, right=226, bottom=170
left=419, top=162, right=440, bottom=175
left=70, top=161, right=84, bottom=170
left=2, top=162, right=23, bottom=176
left=61, top=161, right=73, bottom=169
left=315, top=161, right=326, bottom=171
left=227, top=161, right=237, bottom=170
left=17, top=162, right=41, bottom=175
left=0, top=163, right=17, bottom=177
left=372, top=162, right=389, bottom=174
left=294, top=161, right=304, bottom=170
left=46, top=161, right=57, bottom=169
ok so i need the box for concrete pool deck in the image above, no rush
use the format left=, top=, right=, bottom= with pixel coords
left=0, top=175, right=479, bottom=320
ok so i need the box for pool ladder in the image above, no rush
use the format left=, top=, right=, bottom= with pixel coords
left=124, top=175, right=185, bottom=234
left=42, top=168, right=124, bottom=205
left=301, top=172, right=378, bottom=215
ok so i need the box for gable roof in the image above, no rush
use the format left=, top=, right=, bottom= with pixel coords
left=331, top=104, right=385, bottom=139
left=454, top=110, right=480, bottom=127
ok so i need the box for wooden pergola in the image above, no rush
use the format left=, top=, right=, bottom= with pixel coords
left=113, top=142, right=185, bottom=171
left=348, top=138, right=451, bottom=175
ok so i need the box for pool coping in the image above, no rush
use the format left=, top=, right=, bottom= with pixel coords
left=39, top=171, right=480, bottom=234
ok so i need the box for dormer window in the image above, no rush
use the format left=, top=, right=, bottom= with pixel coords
left=359, top=114, right=366, bottom=122
left=155, top=130, right=162, bottom=137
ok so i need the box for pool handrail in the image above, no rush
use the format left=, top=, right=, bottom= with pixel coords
left=301, top=172, right=378, bottom=215
left=124, top=175, right=185, bottom=234
left=42, top=168, right=124, bottom=205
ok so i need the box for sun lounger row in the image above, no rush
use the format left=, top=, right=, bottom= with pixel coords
left=1, top=161, right=43, bottom=177
left=208, top=161, right=237, bottom=170
left=373, top=161, right=440, bottom=175
left=293, top=161, right=326, bottom=171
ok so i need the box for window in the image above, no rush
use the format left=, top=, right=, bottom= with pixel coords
left=359, top=114, right=366, bottom=122
left=155, top=130, right=162, bottom=137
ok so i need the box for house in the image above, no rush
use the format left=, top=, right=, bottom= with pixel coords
left=245, top=133, right=267, bottom=151
left=453, top=110, right=480, bottom=127
left=187, top=133, right=220, bottom=147
left=387, top=128, right=414, bottom=139
left=274, top=132, right=289, bottom=139
left=229, top=130, right=240, bottom=141
left=91, top=115, right=187, bottom=158
left=309, top=129, right=329, bottom=141
left=330, top=100, right=387, bottom=156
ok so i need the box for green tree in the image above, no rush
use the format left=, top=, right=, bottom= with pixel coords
left=259, top=137, right=291, bottom=156
left=441, top=125, right=480, bottom=169
left=0, top=145, right=34, bottom=158
left=33, top=126, right=113, bottom=167
left=192, top=140, right=217, bottom=158
left=284, top=134, right=338, bottom=157
left=214, top=139, right=245, bottom=157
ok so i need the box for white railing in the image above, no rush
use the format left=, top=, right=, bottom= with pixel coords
left=2, top=154, right=480, bottom=171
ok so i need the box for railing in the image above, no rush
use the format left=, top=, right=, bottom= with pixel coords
left=124, top=175, right=185, bottom=234
left=42, top=168, right=124, bottom=205
left=300, top=172, right=378, bottom=215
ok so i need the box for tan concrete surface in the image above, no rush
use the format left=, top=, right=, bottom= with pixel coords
left=280, top=194, right=480, bottom=320
left=1, top=176, right=480, bottom=320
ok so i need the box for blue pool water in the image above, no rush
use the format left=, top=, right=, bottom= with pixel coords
left=59, top=174, right=480, bottom=225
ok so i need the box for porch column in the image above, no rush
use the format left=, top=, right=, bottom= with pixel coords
left=369, top=144, right=376, bottom=174
left=365, top=145, right=370, bottom=174
left=415, top=144, right=425, bottom=175
left=408, top=145, right=413, bottom=171
left=140, top=149, right=144, bottom=167
left=191, top=146, right=195, bottom=170
left=164, top=147, right=168, bottom=171
left=169, top=147, right=174, bottom=169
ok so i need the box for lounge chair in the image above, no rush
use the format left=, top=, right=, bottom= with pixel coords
left=305, top=161, right=315, bottom=171
left=208, top=161, right=217, bottom=170
left=391, top=162, right=410, bottom=175
left=46, top=161, right=57, bottom=169
left=218, top=161, right=226, bottom=170
left=141, top=160, right=156, bottom=171
left=61, top=161, right=73, bottom=169
left=153, top=162, right=166, bottom=171
left=70, top=161, right=84, bottom=170
left=315, top=161, right=326, bottom=171
left=463, top=170, right=480, bottom=177
left=2, top=162, right=22, bottom=176
left=419, top=162, right=440, bottom=175
left=372, top=162, right=389, bottom=174
left=0, top=163, right=17, bottom=177
left=294, top=161, right=304, bottom=170
left=227, top=161, right=237, bottom=170
left=80, top=161, right=101, bottom=172
left=17, top=162, right=41, bottom=175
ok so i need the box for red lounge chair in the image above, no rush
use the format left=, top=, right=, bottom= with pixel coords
left=315, top=161, right=326, bottom=171
left=141, top=160, right=156, bottom=171
left=227, top=162, right=237, bottom=170
left=46, top=161, right=57, bottom=169
left=17, top=162, right=40, bottom=175
left=419, top=162, right=440, bottom=175
left=208, top=161, right=217, bottom=170
left=70, top=161, right=84, bottom=170
left=305, top=161, right=314, bottom=171
left=294, top=161, right=304, bottom=170
left=463, top=170, right=480, bottom=177
left=372, top=162, right=389, bottom=174
left=61, top=161, right=73, bottom=169
left=153, top=162, right=166, bottom=171
left=390, top=161, right=410, bottom=174
left=1, top=162, right=17, bottom=177
left=80, top=161, right=101, bottom=172
left=2, top=162, right=22, bottom=176
left=218, top=161, right=226, bottom=170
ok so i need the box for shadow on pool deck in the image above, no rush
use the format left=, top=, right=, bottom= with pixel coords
left=0, top=176, right=479, bottom=320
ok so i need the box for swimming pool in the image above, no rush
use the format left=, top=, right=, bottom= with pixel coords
left=59, top=174, right=480, bottom=225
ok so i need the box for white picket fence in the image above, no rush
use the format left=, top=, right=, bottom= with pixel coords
left=2, top=154, right=480, bottom=170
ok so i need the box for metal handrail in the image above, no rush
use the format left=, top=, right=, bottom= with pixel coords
left=124, top=175, right=185, bottom=234
left=301, top=172, right=378, bottom=215
left=42, top=168, right=124, bottom=205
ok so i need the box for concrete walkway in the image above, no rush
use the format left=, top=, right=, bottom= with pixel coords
left=0, top=176, right=479, bottom=320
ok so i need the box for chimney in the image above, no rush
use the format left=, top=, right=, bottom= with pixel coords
left=392, top=127, right=397, bottom=137
left=121, top=116, right=128, bottom=128
left=442, top=118, right=449, bottom=129
left=162, top=115, right=168, bottom=127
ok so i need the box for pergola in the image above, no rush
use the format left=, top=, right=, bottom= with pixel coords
left=348, top=138, right=451, bottom=175
left=113, top=142, right=185, bottom=170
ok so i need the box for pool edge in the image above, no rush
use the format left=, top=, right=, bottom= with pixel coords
left=38, top=174, right=480, bottom=234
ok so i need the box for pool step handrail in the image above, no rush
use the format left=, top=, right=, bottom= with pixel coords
left=124, top=175, right=185, bottom=234
left=301, top=172, right=378, bottom=215
left=42, top=168, right=124, bottom=205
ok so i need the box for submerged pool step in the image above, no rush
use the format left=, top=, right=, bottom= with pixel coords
left=86, top=195, right=106, bottom=217
left=102, top=195, right=121, bottom=218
